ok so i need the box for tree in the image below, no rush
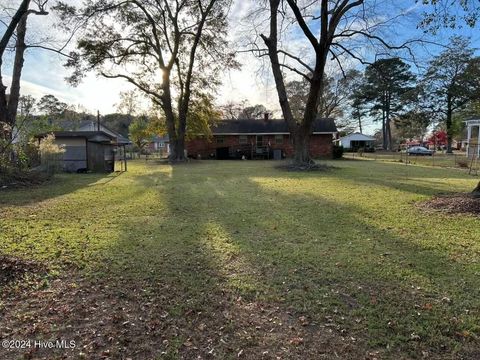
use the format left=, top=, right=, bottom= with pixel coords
left=394, top=110, right=431, bottom=141
left=37, top=94, right=67, bottom=118
left=346, top=70, right=368, bottom=133
left=418, top=0, right=480, bottom=33
left=422, top=37, right=480, bottom=153
left=219, top=100, right=249, bottom=120
left=285, top=79, right=308, bottom=120
left=219, top=101, right=271, bottom=120
left=129, top=116, right=151, bottom=154
left=186, top=94, right=222, bottom=139
left=418, top=13, right=480, bottom=195
left=55, top=0, right=236, bottom=162
left=14, top=95, right=36, bottom=143
left=286, top=69, right=363, bottom=131
left=0, top=0, right=49, bottom=154
left=102, top=113, right=134, bottom=137
left=238, top=104, right=269, bottom=120
left=255, top=0, right=414, bottom=165
left=360, top=58, right=416, bottom=150
left=428, top=130, right=448, bottom=148
left=116, top=90, right=140, bottom=117
left=350, top=94, right=367, bottom=134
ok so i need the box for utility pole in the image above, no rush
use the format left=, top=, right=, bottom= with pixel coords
left=97, top=110, right=100, bottom=131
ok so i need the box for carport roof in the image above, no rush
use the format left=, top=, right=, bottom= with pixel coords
left=35, top=131, right=118, bottom=144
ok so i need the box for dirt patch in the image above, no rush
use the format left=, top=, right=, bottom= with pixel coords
left=0, top=255, right=47, bottom=287
left=0, top=274, right=367, bottom=360
left=418, top=193, right=480, bottom=216
left=0, top=170, right=49, bottom=189
left=276, top=162, right=334, bottom=172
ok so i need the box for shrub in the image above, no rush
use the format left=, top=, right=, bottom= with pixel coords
left=457, top=158, right=469, bottom=168
left=332, top=145, right=344, bottom=159
left=38, top=134, right=65, bottom=175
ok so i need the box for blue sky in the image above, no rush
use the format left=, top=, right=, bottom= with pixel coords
left=1, top=0, right=479, bottom=134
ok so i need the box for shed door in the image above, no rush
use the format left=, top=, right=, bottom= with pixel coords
left=87, top=142, right=106, bottom=172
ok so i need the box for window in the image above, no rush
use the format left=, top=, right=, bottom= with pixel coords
left=239, top=135, right=248, bottom=145
left=216, top=135, right=225, bottom=144
left=275, top=135, right=284, bottom=145
left=256, top=135, right=263, bottom=147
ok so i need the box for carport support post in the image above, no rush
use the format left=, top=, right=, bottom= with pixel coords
left=478, top=126, right=480, bottom=157
left=124, top=145, right=127, bottom=172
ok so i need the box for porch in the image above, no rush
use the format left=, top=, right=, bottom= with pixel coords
left=466, top=119, right=480, bottom=158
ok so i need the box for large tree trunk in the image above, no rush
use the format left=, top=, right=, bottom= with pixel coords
left=386, top=93, right=392, bottom=151
left=0, top=12, right=28, bottom=163
left=472, top=181, right=480, bottom=198
left=157, top=72, right=186, bottom=163
left=386, top=115, right=392, bottom=151
left=7, top=14, right=27, bottom=132
left=382, top=107, right=387, bottom=150
left=293, top=128, right=314, bottom=165
left=171, top=135, right=186, bottom=162
left=0, top=0, right=31, bottom=140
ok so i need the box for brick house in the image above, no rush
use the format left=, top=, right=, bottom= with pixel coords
left=186, top=116, right=337, bottom=159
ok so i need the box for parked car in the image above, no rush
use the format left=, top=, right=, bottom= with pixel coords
left=407, top=146, right=435, bottom=156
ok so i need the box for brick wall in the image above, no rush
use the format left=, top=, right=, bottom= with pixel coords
left=186, top=134, right=333, bottom=159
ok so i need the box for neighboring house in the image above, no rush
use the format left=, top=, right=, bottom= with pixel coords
left=36, top=130, right=129, bottom=173
left=146, top=135, right=170, bottom=154
left=186, top=116, right=337, bottom=159
left=465, top=117, right=480, bottom=157
left=336, top=132, right=375, bottom=151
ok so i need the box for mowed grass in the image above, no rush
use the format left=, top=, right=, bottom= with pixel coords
left=344, top=151, right=480, bottom=171
left=0, top=159, right=479, bottom=358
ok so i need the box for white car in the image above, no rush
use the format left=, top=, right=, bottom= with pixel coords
left=407, top=146, right=435, bottom=156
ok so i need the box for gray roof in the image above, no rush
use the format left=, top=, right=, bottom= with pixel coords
left=212, top=118, right=337, bottom=134
left=36, top=131, right=120, bottom=144
left=77, top=121, right=131, bottom=145
left=151, top=135, right=169, bottom=142
left=339, top=132, right=376, bottom=141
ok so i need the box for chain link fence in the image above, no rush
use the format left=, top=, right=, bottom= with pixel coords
left=343, top=150, right=480, bottom=173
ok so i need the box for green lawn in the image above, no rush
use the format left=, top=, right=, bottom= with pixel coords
left=0, top=159, right=479, bottom=359
left=344, top=151, right=479, bottom=171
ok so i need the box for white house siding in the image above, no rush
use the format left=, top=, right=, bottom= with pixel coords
left=339, top=133, right=376, bottom=149
left=466, top=119, right=480, bottom=158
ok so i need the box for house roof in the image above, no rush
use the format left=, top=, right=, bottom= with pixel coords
left=211, top=118, right=337, bottom=135
left=465, top=115, right=480, bottom=120
left=77, top=121, right=131, bottom=145
left=339, top=132, right=376, bottom=141
left=36, top=131, right=119, bottom=144
left=152, top=135, right=170, bottom=142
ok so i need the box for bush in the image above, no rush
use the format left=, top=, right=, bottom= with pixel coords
left=38, top=134, right=65, bottom=175
left=332, top=145, right=344, bottom=159
left=457, top=158, right=469, bottom=168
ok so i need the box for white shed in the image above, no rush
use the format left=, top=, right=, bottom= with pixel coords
left=337, top=133, right=376, bottom=150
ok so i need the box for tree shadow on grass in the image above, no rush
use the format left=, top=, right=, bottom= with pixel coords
left=71, top=162, right=478, bottom=359
left=0, top=172, right=121, bottom=207
left=1, top=161, right=478, bottom=359
left=321, top=160, right=476, bottom=197
left=138, top=162, right=479, bottom=358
